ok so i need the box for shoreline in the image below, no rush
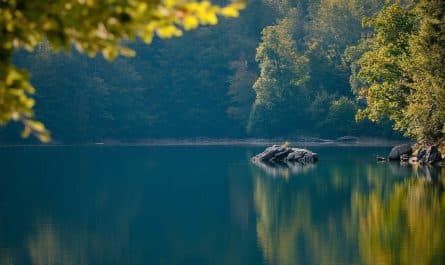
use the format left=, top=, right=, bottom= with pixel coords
left=0, top=137, right=409, bottom=148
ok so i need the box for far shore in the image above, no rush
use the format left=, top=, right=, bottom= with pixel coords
left=0, top=137, right=410, bottom=148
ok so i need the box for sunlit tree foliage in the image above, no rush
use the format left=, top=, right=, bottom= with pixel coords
left=0, top=0, right=245, bottom=141
left=353, top=0, right=445, bottom=145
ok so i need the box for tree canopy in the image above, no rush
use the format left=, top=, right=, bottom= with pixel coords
left=3, top=0, right=433, bottom=143
left=246, top=0, right=397, bottom=138
left=352, top=0, right=445, bottom=145
left=0, top=0, right=245, bottom=142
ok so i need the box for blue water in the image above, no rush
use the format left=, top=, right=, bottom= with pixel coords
left=0, top=146, right=444, bottom=265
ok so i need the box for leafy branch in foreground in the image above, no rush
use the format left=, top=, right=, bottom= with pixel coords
left=0, top=0, right=245, bottom=142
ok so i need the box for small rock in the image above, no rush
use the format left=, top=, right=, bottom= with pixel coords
left=388, top=144, right=412, bottom=161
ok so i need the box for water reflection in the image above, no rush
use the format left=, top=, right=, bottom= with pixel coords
left=1, top=192, right=144, bottom=265
left=251, top=160, right=316, bottom=178
left=27, top=224, right=85, bottom=265
left=1, top=147, right=445, bottom=265
left=0, top=146, right=260, bottom=265
left=253, top=170, right=361, bottom=265
left=253, top=154, right=445, bottom=265
left=353, top=167, right=445, bottom=265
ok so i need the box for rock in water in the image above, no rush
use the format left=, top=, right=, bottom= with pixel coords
left=257, top=145, right=281, bottom=161
left=388, top=144, right=412, bottom=161
left=417, top=146, right=442, bottom=164
left=252, top=145, right=318, bottom=164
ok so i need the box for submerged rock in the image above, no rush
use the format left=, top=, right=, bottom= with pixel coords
left=388, top=144, right=412, bottom=161
left=251, top=145, right=318, bottom=164
left=417, top=146, right=442, bottom=164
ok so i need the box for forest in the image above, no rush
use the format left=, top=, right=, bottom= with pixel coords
left=1, top=2, right=445, bottom=264
left=1, top=0, right=443, bottom=145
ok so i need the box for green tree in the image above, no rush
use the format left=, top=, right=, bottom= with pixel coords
left=323, top=96, right=358, bottom=135
left=356, top=4, right=415, bottom=124
left=0, top=0, right=245, bottom=141
left=246, top=0, right=400, bottom=138
left=401, top=0, right=445, bottom=144
left=353, top=1, right=445, bottom=145
left=226, top=58, right=257, bottom=125
left=306, top=0, right=384, bottom=66
left=247, top=17, right=309, bottom=136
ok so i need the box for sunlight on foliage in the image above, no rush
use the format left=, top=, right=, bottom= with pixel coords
left=352, top=1, right=445, bottom=145
left=0, top=0, right=245, bottom=142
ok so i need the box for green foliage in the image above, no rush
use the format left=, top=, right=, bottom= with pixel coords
left=226, top=59, right=257, bottom=124
left=307, top=0, right=384, bottom=65
left=245, top=0, right=396, bottom=138
left=325, top=97, right=358, bottom=134
left=248, top=17, right=309, bottom=136
left=343, top=38, right=372, bottom=95
left=353, top=0, right=445, bottom=144
left=253, top=18, right=309, bottom=104
left=0, top=0, right=245, bottom=141
left=0, top=0, right=411, bottom=142
left=355, top=4, right=416, bottom=123
left=402, top=0, right=445, bottom=144
left=0, top=1, right=270, bottom=142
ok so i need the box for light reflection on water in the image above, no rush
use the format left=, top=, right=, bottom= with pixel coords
left=0, top=146, right=444, bottom=265
left=251, top=159, right=316, bottom=178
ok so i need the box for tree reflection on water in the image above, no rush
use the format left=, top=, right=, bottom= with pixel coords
left=251, top=159, right=316, bottom=178
left=354, top=166, right=445, bottom=265
left=253, top=161, right=445, bottom=265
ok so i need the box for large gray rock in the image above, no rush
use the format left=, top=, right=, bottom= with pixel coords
left=258, top=145, right=281, bottom=161
left=417, top=146, right=442, bottom=164
left=252, top=145, right=318, bottom=164
left=388, top=144, right=412, bottom=161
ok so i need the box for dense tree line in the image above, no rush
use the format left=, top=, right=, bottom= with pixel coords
left=0, top=0, right=245, bottom=142
left=248, top=0, right=388, bottom=137
left=4, top=0, right=429, bottom=143
left=351, top=0, right=445, bottom=146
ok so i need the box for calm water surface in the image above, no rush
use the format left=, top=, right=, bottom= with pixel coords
left=0, top=146, right=444, bottom=265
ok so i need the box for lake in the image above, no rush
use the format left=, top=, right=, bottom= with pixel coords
left=0, top=146, right=444, bottom=265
